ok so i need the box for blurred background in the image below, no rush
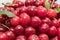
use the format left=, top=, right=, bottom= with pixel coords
left=0, top=0, right=60, bottom=7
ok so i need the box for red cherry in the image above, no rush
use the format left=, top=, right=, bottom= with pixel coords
left=58, top=18, right=60, bottom=26
left=50, top=36, right=58, bottom=40
left=48, top=26, right=57, bottom=37
left=14, top=25, right=24, bottom=35
left=13, top=1, right=24, bottom=7
left=20, top=13, right=31, bottom=26
left=39, top=34, right=49, bottom=40
left=25, top=0, right=36, bottom=6
left=52, top=19, right=59, bottom=27
left=27, top=6, right=37, bottom=16
left=42, top=17, right=51, bottom=25
left=57, top=28, right=60, bottom=40
left=37, top=6, right=47, bottom=18
left=0, top=32, right=8, bottom=40
left=28, top=34, right=39, bottom=40
left=19, top=6, right=28, bottom=13
left=25, top=27, right=36, bottom=36
left=5, top=31, right=15, bottom=40
left=16, top=35, right=26, bottom=40
left=25, top=0, right=33, bottom=6
left=47, top=9, right=57, bottom=18
left=39, top=23, right=49, bottom=33
left=31, top=16, right=41, bottom=27
left=10, top=16, right=20, bottom=26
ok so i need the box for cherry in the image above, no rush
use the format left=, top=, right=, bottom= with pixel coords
left=48, top=26, right=57, bottom=37
left=9, top=27, right=15, bottom=33
left=39, top=34, right=49, bottom=40
left=37, top=6, right=47, bottom=18
left=28, top=34, right=39, bottom=40
left=25, top=0, right=33, bottom=6
left=20, top=13, right=31, bottom=26
left=27, top=6, right=37, bottom=16
left=0, top=15, right=5, bottom=23
left=50, top=36, right=58, bottom=40
left=0, top=32, right=8, bottom=40
left=31, top=16, right=41, bottom=27
left=10, top=16, right=20, bottom=26
left=52, top=19, right=59, bottom=27
left=47, top=9, right=57, bottom=18
left=39, top=23, right=49, bottom=33
left=13, top=1, right=24, bottom=7
left=14, top=25, right=24, bottom=35
left=42, top=17, right=51, bottom=25
left=25, top=0, right=36, bottom=6
left=25, top=27, right=36, bottom=36
left=16, top=35, right=26, bottom=40
left=57, top=28, right=60, bottom=40
left=58, top=18, right=60, bottom=26
left=34, top=0, right=41, bottom=7
left=19, top=6, right=28, bottom=13
left=5, top=31, right=15, bottom=40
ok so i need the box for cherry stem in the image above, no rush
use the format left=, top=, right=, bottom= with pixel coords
left=51, top=0, right=55, bottom=8
left=0, top=23, right=9, bottom=30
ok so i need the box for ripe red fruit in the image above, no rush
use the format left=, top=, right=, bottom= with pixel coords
left=42, top=17, right=51, bottom=25
left=47, top=9, right=57, bottom=18
left=28, top=34, right=39, bottom=40
left=57, top=28, right=60, bottom=40
left=10, top=16, right=20, bottom=26
left=25, top=0, right=36, bottom=6
left=39, top=34, right=49, bottom=40
left=37, top=6, right=47, bottom=18
left=31, top=16, right=41, bottom=27
left=39, top=23, right=49, bottom=33
left=19, top=6, right=28, bottom=13
left=25, top=27, right=36, bottom=36
left=52, top=19, right=59, bottom=27
left=13, top=1, right=24, bottom=7
left=16, top=35, right=26, bottom=40
left=27, top=6, right=37, bottom=16
left=20, top=13, right=31, bottom=26
left=0, top=32, right=8, bottom=40
left=14, top=25, right=24, bottom=35
left=5, top=31, right=15, bottom=40
left=48, top=26, right=57, bottom=37
left=50, top=36, right=58, bottom=40
left=58, top=18, right=60, bottom=26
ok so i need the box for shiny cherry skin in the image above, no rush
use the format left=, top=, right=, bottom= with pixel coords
left=39, top=34, right=49, bottom=40
left=16, top=35, right=26, bottom=40
left=37, top=6, right=47, bottom=18
left=14, top=25, right=24, bottom=35
left=9, top=27, right=15, bottom=33
left=19, top=6, right=28, bottom=13
left=20, top=13, right=31, bottom=26
left=42, top=17, right=51, bottom=25
left=39, top=23, right=49, bottom=33
left=0, top=15, right=4, bottom=23
left=13, top=1, right=24, bottom=7
left=52, top=19, right=59, bottom=27
left=57, top=28, right=60, bottom=40
left=28, top=34, right=39, bottom=40
left=10, top=16, right=20, bottom=26
left=0, top=32, right=8, bottom=40
left=50, top=36, right=58, bottom=40
left=5, top=31, right=15, bottom=40
left=27, top=6, right=37, bottom=16
left=25, top=27, right=36, bottom=36
left=47, top=9, right=57, bottom=18
left=48, top=26, right=57, bottom=37
left=31, top=16, right=41, bottom=27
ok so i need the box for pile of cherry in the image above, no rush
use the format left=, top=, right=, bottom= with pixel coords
left=0, top=0, right=60, bottom=40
